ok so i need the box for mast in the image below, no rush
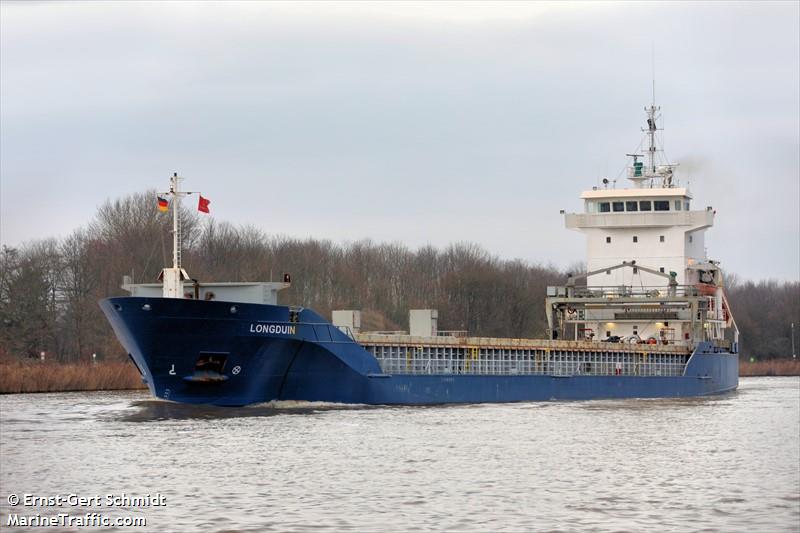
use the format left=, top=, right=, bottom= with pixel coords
left=627, top=104, right=661, bottom=189
left=648, top=43, right=658, bottom=178
left=628, top=101, right=676, bottom=189
left=171, top=172, right=182, bottom=269
left=628, top=51, right=676, bottom=189
left=646, top=103, right=658, bottom=176
left=161, top=172, right=190, bottom=298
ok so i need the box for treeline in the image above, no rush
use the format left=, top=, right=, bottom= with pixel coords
left=726, top=279, right=799, bottom=360
left=1, top=191, right=797, bottom=362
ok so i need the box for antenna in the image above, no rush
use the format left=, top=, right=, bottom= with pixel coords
left=651, top=42, right=656, bottom=106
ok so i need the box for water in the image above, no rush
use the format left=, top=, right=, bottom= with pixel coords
left=1, top=377, right=798, bottom=532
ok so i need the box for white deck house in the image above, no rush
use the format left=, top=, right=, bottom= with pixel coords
left=566, top=187, right=713, bottom=288
left=557, top=103, right=737, bottom=347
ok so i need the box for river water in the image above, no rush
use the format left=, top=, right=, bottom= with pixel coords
left=1, top=377, right=798, bottom=532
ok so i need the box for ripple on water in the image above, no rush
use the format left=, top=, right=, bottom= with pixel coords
left=0, top=378, right=798, bottom=532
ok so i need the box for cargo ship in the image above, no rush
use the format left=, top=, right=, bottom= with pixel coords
left=100, top=102, right=739, bottom=406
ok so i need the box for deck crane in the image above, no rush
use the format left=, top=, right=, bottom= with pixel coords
left=565, top=260, right=678, bottom=297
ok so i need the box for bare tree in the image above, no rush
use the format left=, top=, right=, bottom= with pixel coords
left=2, top=189, right=798, bottom=363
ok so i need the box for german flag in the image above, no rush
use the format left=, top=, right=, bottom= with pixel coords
left=157, top=196, right=169, bottom=212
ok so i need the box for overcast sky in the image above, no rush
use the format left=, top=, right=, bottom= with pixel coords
left=1, top=1, right=798, bottom=281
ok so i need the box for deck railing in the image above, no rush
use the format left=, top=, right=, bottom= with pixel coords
left=565, top=284, right=713, bottom=299
left=367, top=345, right=687, bottom=378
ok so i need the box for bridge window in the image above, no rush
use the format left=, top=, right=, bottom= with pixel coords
left=633, top=236, right=638, bottom=243
left=685, top=200, right=690, bottom=210
left=660, top=235, right=665, bottom=242
left=599, top=202, right=610, bottom=213
left=675, top=200, right=682, bottom=211
left=689, top=235, right=693, bottom=243
left=606, top=270, right=611, bottom=275
left=606, top=236, right=611, bottom=243
left=612, top=202, right=624, bottom=212
left=654, top=200, right=670, bottom=211
left=626, top=201, right=638, bottom=211
left=640, top=200, right=652, bottom=211
left=659, top=267, right=665, bottom=273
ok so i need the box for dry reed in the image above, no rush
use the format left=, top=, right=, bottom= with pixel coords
left=0, top=361, right=146, bottom=394
left=739, top=359, right=800, bottom=377
left=1, top=358, right=797, bottom=395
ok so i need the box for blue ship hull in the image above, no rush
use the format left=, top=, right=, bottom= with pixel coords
left=100, top=297, right=739, bottom=406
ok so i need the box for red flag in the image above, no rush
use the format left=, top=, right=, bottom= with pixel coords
left=198, top=195, right=210, bottom=214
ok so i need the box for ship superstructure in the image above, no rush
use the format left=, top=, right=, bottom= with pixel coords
left=567, top=102, right=710, bottom=289
left=553, top=103, right=739, bottom=350
left=100, top=102, right=739, bottom=406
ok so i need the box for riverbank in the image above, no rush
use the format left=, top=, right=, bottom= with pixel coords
left=0, top=361, right=146, bottom=394
left=1, top=359, right=798, bottom=394
left=739, top=359, right=800, bottom=377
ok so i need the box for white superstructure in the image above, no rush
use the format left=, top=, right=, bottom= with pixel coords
left=558, top=103, right=738, bottom=348
left=566, top=187, right=712, bottom=287
left=566, top=103, right=713, bottom=287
